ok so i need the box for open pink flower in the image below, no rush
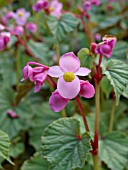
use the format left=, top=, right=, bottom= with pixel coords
left=49, top=0, right=63, bottom=19
left=95, top=35, right=117, bottom=58
left=13, top=8, right=30, bottom=26
left=49, top=80, right=95, bottom=112
left=21, top=62, right=49, bottom=93
left=48, top=52, right=91, bottom=99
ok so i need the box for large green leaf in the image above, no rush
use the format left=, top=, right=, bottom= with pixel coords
left=0, top=88, right=34, bottom=139
left=123, top=84, right=128, bottom=99
left=102, top=59, right=128, bottom=104
left=21, top=152, right=50, bottom=170
left=29, top=103, right=61, bottom=151
left=99, top=132, right=128, bottom=170
left=41, top=118, right=91, bottom=170
left=77, top=48, right=93, bottom=69
left=47, top=14, right=79, bottom=42
left=111, top=41, right=128, bottom=62
left=0, top=130, right=11, bottom=162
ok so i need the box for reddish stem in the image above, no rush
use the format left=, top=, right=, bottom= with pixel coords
left=75, top=96, right=90, bottom=133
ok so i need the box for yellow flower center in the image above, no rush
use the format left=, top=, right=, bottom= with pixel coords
left=63, top=72, right=75, bottom=82
left=18, top=12, right=23, bottom=17
left=49, top=7, right=54, bottom=12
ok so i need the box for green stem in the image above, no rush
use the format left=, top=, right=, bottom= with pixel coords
left=16, top=47, right=20, bottom=91
left=56, top=43, right=60, bottom=64
left=93, top=154, right=99, bottom=170
left=75, top=96, right=90, bottom=133
left=108, top=100, right=116, bottom=132
left=61, top=109, right=67, bottom=118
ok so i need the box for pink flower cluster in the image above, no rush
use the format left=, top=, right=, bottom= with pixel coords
left=21, top=52, right=95, bottom=112
left=84, top=0, right=100, bottom=11
left=91, top=35, right=117, bottom=58
left=32, top=0, right=63, bottom=18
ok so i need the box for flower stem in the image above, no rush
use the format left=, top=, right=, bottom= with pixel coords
left=75, top=96, right=90, bottom=133
left=16, top=46, right=20, bottom=91
left=56, top=43, right=60, bottom=64
left=93, top=154, right=100, bottom=170
left=108, top=100, right=116, bottom=132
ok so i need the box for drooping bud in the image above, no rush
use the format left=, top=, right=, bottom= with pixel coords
left=13, top=26, right=24, bottom=36
left=90, top=43, right=97, bottom=54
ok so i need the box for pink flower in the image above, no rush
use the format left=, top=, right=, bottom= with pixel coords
left=21, top=62, right=49, bottom=93
left=91, top=0, right=100, bottom=6
left=50, top=0, right=63, bottom=18
left=32, top=0, right=49, bottom=12
left=49, top=80, right=95, bottom=112
left=13, top=8, right=30, bottom=26
left=0, top=24, right=5, bottom=31
left=0, top=32, right=11, bottom=51
left=25, top=22, right=37, bottom=33
left=48, top=52, right=95, bottom=112
left=13, top=26, right=24, bottom=36
left=95, top=35, right=117, bottom=58
left=84, top=1, right=92, bottom=10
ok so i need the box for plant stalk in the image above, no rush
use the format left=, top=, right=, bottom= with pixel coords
left=75, top=96, right=90, bottom=133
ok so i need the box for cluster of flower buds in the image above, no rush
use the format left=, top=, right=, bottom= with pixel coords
left=32, top=0, right=63, bottom=18
left=21, top=52, right=95, bottom=112
left=91, top=35, right=117, bottom=58
left=84, top=0, right=101, bottom=11
left=0, top=30, right=11, bottom=51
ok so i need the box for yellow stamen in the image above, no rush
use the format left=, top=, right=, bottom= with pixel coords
left=63, top=72, right=75, bottom=82
left=18, top=12, right=23, bottom=17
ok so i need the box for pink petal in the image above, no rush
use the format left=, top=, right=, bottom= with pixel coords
left=48, top=66, right=64, bottom=78
left=80, top=80, right=95, bottom=98
left=57, top=76, right=80, bottom=99
left=75, top=67, right=91, bottom=76
left=59, top=52, right=80, bottom=72
left=49, top=90, right=69, bottom=112
left=34, top=82, right=41, bottom=93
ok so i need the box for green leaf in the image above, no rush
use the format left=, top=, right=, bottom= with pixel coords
left=41, top=118, right=91, bottom=170
left=47, top=14, right=79, bottom=42
left=111, top=41, right=128, bottom=62
left=101, top=76, right=113, bottom=99
left=29, top=103, right=61, bottom=151
left=122, top=84, right=128, bottom=98
left=102, top=59, right=128, bottom=105
left=21, top=152, right=50, bottom=170
left=99, top=132, right=128, bottom=170
left=9, top=142, right=25, bottom=158
left=28, top=40, right=53, bottom=66
left=77, top=48, right=93, bottom=69
left=0, top=88, right=34, bottom=139
left=0, top=130, right=11, bottom=163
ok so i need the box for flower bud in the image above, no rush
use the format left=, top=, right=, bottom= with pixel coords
left=32, top=0, right=49, bottom=12
left=90, top=43, right=97, bottom=54
left=26, top=22, right=37, bottom=33
left=13, top=26, right=24, bottom=36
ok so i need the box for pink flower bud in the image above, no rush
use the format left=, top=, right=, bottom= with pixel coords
left=13, top=26, right=24, bottom=36
left=7, top=109, right=19, bottom=118
left=91, top=0, right=101, bottom=6
left=0, top=32, right=10, bottom=51
left=84, top=1, right=91, bottom=10
left=21, top=65, right=32, bottom=81
left=90, top=43, right=97, bottom=54
left=32, top=0, right=49, bottom=12
left=25, top=22, right=37, bottom=33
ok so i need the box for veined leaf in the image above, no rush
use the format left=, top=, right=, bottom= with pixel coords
left=21, top=152, right=50, bottom=170
left=77, top=48, right=93, bottom=69
left=102, top=59, right=128, bottom=105
left=41, top=118, right=91, bottom=170
left=47, top=14, right=79, bottom=42
left=99, top=132, right=128, bottom=170
left=0, top=130, right=11, bottom=163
